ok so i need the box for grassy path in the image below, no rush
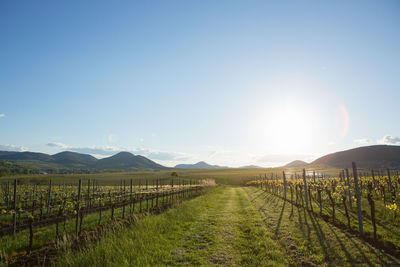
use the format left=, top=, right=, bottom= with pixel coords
left=55, top=186, right=399, bottom=266
left=55, top=186, right=289, bottom=266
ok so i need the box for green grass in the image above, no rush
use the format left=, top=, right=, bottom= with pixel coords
left=55, top=186, right=290, bottom=266
left=0, top=193, right=174, bottom=257
left=1, top=167, right=342, bottom=186
left=265, top=185, right=400, bottom=252
left=5, top=184, right=397, bottom=266
left=245, top=186, right=399, bottom=266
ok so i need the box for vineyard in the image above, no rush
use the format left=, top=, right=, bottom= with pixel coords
left=247, top=162, right=400, bottom=258
left=0, top=177, right=210, bottom=265
left=1, top=164, right=400, bottom=266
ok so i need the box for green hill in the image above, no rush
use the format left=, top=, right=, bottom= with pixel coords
left=283, top=160, right=308, bottom=168
left=95, top=152, right=167, bottom=171
left=310, top=145, right=400, bottom=168
left=0, top=150, right=167, bottom=173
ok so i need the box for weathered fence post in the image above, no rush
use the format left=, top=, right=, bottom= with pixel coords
left=13, top=179, right=17, bottom=235
left=346, top=168, right=352, bottom=209
left=352, top=162, right=363, bottom=235
left=283, top=171, right=287, bottom=200
left=87, top=179, right=90, bottom=211
left=387, top=169, right=395, bottom=203
left=303, top=169, right=309, bottom=210
left=75, top=179, right=82, bottom=237
left=130, top=179, right=133, bottom=216
left=47, top=180, right=52, bottom=214
left=122, top=180, right=126, bottom=219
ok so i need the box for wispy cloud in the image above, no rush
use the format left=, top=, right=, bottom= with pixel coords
left=378, top=135, right=400, bottom=145
left=354, top=138, right=370, bottom=145
left=45, top=143, right=191, bottom=162
left=0, top=144, right=28, bottom=152
left=47, top=142, right=69, bottom=149
left=0, top=113, right=5, bottom=118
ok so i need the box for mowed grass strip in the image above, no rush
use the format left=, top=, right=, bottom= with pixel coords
left=245, top=186, right=399, bottom=266
left=55, top=186, right=289, bottom=266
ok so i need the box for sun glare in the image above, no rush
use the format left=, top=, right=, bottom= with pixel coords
left=252, top=104, right=318, bottom=154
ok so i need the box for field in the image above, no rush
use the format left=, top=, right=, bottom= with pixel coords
left=1, top=166, right=400, bottom=266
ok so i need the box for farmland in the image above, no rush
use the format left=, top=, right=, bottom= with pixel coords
left=1, top=165, right=400, bottom=266
left=0, top=175, right=209, bottom=266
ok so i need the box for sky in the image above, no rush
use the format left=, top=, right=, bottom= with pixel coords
left=1, top=0, right=400, bottom=167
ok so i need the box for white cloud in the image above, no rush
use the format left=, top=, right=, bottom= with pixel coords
left=45, top=143, right=192, bottom=163
left=47, top=142, right=69, bottom=149
left=0, top=144, right=28, bottom=152
left=354, top=138, right=370, bottom=145
left=58, top=145, right=119, bottom=155
left=0, top=113, right=5, bottom=118
left=378, top=135, right=400, bottom=145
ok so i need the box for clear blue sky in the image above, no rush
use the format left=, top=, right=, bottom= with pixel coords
left=1, top=0, right=399, bottom=167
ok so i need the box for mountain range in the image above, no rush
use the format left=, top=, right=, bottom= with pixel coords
left=174, top=161, right=228, bottom=169
left=0, top=144, right=399, bottom=173
left=0, top=151, right=166, bottom=172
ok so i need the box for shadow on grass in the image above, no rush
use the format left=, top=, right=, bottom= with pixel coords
left=274, top=201, right=286, bottom=235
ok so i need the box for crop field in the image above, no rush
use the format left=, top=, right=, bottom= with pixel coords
left=247, top=163, right=400, bottom=261
left=0, top=176, right=210, bottom=266
left=1, top=164, right=400, bottom=266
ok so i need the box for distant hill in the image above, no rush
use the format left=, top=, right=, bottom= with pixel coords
left=283, top=160, right=308, bottom=168
left=175, top=161, right=228, bottom=169
left=53, top=151, right=98, bottom=168
left=0, top=151, right=54, bottom=162
left=310, top=145, right=400, bottom=169
left=239, top=165, right=263, bottom=168
left=0, top=150, right=167, bottom=173
left=95, top=152, right=166, bottom=171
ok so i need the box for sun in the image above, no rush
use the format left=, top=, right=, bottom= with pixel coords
left=251, top=104, right=318, bottom=154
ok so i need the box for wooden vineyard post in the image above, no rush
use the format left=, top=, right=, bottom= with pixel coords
left=47, top=180, right=52, bottom=214
left=303, top=169, right=309, bottom=210
left=387, top=169, right=395, bottom=203
left=283, top=171, right=287, bottom=200
left=156, top=179, right=159, bottom=207
left=346, top=168, right=352, bottom=209
left=122, top=180, right=126, bottom=219
left=139, top=191, right=142, bottom=213
left=87, top=179, right=90, bottom=212
left=130, top=179, right=133, bottom=216
left=13, top=179, right=17, bottom=235
left=75, top=179, right=82, bottom=237
left=39, top=193, right=43, bottom=218
left=352, top=162, right=363, bottom=235
left=32, top=184, right=36, bottom=215
left=371, top=169, right=376, bottom=190
left=29, top=217, right=34, bottom=251
left=171, top=179, right=174, bottom=202
left=92, top=179, right=95, bottom=208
